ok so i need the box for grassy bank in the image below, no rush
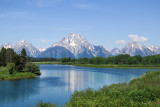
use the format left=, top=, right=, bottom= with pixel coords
left=33, top=62, right=160, bottom=69
left=0, top=67, right=39, bottom=80
left=33, top=62, right=62, bottom=65
left=73, top=64, right=160, bottom=69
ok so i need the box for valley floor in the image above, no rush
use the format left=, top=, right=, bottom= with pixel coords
left=33, top=62, right=160, bottom=69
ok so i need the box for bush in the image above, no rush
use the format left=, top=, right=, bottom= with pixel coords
left=36, top=101, right=57, bottom=107
left=7, top=62, right=15, bottom=74
left=24, top=63, right=40, bottom=74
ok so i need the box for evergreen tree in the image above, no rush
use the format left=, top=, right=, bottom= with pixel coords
left=0, top=52, right=1, bottom=66
left=20, top=49, right=27, bottom=69
left=12, top=53, right=23, bottom=71
left=0, top=47, right=7, bottom=66
left=5, top=48, right=14, bottom=64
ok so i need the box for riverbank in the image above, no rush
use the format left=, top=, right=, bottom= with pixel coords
left=0, top=67, right=40, bottom=80
left=33, top=62, right=160, bottom=69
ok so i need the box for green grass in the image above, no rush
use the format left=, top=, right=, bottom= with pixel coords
left=73, top=64, right=160, bottom=69
left=33, top=62, right=160, bottom=69
left=0, top=67, right=39, bottom=80
left=33, top=62, right=62, bottom=65
left=65, top=71, right=160, bottom=107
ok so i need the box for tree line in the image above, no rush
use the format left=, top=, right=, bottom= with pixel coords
left=0, top=47, right=40, bottom=74
left=32, top=54, right=160, bottom=65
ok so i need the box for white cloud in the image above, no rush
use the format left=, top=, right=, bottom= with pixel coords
left=115, top=40, right=126, bottom=44
left=40, top=39, right=48, bottom=43
left=128, top=34, right=148, bottom=42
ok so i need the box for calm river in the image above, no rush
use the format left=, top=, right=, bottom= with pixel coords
left=0, top=64, right=157, bottom=107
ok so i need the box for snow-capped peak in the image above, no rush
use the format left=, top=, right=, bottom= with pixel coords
left=121, top=41, right=153, bottom=56
left=18, top=40, right=29, bottom=45
left=53, top=33, right=90, bottom=56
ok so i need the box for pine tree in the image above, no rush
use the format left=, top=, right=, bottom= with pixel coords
left=12, top=53, right=23, bottom=71
left=0, top=47, right=7, bottom=66
left=5, top=48, right=14, bottom=64
left=20, top=49, right=27, bottom=69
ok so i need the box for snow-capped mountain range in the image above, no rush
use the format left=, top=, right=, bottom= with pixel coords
left=52, top=33, right=111, bottom=58
left=0, top=33, right=160, bottom=58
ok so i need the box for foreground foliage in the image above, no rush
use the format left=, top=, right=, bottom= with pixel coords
left=65, top=71, right=160, bottom=107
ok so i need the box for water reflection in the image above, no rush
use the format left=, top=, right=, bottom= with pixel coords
left=61, top=68, right=139, bottom=92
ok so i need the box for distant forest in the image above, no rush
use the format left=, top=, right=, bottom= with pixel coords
left=31, top=54, right=160, bottom=65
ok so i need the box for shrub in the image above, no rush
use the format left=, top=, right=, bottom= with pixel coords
left=7, top=62, right=15, bottom=74
left=24, top=63, right=40, bottom=74
left=36, top=101, right=57, bottom=107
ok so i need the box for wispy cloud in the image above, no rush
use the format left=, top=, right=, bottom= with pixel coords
left=74, top=3, right=96, bottom=9
left=37, top=1, right=47, bottom=7
left=115, top=40, right=126, bottom=44
left=0, top=12, right=27, bottom=18
left=128, top=34, right=148, bottom=42
left=35, top=0, right=62, bottom=7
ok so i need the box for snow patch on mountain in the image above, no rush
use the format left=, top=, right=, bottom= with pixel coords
left=0, top=43, right=14, bottom=49
left=39, top=48, right=47, bottom=52
left=110, top=48, right=121, bottom=56
left=148, top=46, right=160, bottom=54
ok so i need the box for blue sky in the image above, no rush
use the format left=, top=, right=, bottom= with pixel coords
left=0, top=0, right=160, bottom=49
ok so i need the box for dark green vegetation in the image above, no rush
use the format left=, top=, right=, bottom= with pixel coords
left=38, top=71, right=160, bottom=107
left=60, top=54, right=160, bottom=65
left=33, top=54, right=160, bottom=69
left=0, top=48, right=41, bottom=80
